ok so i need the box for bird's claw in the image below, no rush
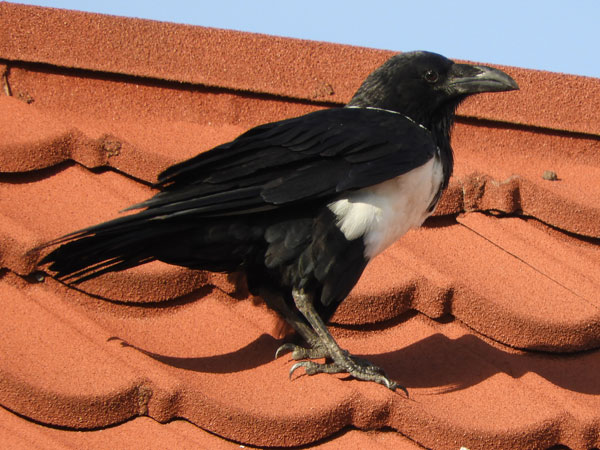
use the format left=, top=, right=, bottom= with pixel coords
left=275, top=343, right=297, bottom=360
left=276, top=341, right=406, bottom=394
left=287, top=356, right=405, bottom=394
left=289, top=361, right=309, bottom=379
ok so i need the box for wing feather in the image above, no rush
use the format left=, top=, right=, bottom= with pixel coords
left=136, top=107, right=437, bottom=219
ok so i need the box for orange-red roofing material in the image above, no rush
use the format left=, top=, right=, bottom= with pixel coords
left=1, top=3, right=600, bottom=449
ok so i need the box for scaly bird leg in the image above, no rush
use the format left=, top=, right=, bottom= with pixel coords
left=287, top=288, right=402, bottom=392
left=260, top=288, right=329, bottom=359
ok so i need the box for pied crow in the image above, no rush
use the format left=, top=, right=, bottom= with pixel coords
left=40, top=51, right=518, bottom=391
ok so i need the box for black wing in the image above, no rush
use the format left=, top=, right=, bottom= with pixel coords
left=131, top=107, right=437, bottom=219
left=40, top=107, right=437, bottom=278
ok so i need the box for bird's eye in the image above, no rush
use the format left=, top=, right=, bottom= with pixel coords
left=424, top=70, right=439, bottom=84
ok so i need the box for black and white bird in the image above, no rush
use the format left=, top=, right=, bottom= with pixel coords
left=41, top=51, right=518, bottom=391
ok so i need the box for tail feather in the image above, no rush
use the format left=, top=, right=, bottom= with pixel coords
left=40, top=208, right=265, bottom=282
left=40, top=222, right=170, bottom=282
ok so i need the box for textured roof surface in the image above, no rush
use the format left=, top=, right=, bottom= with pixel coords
left=2, top=3, right=600, bottom=449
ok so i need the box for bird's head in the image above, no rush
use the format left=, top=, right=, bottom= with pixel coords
left=348, top=51, right=518, bottom=131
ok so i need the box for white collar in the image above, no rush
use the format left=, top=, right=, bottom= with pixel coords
left=346, top=105, right=428, bottom=131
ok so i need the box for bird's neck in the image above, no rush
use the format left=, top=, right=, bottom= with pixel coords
left=345, top=99, right=459, bottom=190
left=426, top=100, right=461, bottom=190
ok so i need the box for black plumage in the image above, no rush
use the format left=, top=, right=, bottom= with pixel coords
left=40, top=51, right=518, bottom=390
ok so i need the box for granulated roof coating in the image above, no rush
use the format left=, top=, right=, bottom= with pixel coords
left=1, top=3, right=599, bottom=449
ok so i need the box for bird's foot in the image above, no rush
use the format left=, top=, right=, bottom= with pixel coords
left=291, top=351, right=401, bottom=392
left=276, top=289, right=406, bottom=393
left=278, top=344, right=403, bottom=393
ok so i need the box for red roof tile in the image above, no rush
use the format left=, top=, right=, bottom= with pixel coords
left=0, top=406, right=425, bottom=450
left=1, top=3, right=600, bottom=450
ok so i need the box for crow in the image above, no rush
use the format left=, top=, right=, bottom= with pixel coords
left=40, top=51, right=518, bottom=391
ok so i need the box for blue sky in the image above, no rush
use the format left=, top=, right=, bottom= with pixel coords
left=8, top=0, right=600, bottom=78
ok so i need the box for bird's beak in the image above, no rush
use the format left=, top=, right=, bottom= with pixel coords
left=447, top=63, right=519, bottom=95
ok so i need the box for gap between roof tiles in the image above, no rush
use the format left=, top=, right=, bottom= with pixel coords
left=3, top=59, right=341, bottom=111
left=14, top=59, right=599, bottom=139
left=458, top=116, right=600, bottom=143
left=461, top=209, right=600, bottom=246
left=459, top=215, right=596, bottom=306
left=445, top=173, right=600, bottom=239
left=1, top=64, right=11, bottom=96
left=11, top=58, right=600, bottom=148
left=1, top=63, right=35, bottom=105
left=531, top=215, right=600, bottom=248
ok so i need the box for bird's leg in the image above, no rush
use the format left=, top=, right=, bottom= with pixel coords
left=289, top=288, right=401, bottom=391
left=273, top=311, right=330, bottom=361
left=260, top=288, right=329, bottom=360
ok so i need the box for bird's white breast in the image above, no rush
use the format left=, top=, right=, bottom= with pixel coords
left=328, top=154, right=443, bottom=260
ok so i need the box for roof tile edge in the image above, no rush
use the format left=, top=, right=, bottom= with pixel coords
left=2, top=2, right=600, bottom=135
